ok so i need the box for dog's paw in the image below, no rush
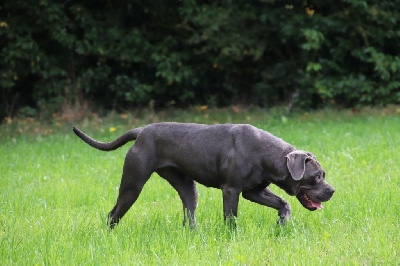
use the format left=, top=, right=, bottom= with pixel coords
left=277, top=203, right=291, bottom=225
left=277, top=215, right=289, bottom=225
left=107, top=212, right=118, bottom=229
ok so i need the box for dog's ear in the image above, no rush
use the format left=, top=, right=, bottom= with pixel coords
left=286, top=151, right=309, bottom=181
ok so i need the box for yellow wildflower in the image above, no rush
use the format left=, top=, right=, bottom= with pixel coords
left=305, top=6, right=315, bottom=16
left=109, top=127, right=116, bottom=132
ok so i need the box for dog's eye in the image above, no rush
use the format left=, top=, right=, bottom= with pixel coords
left=316, top=175, right=321, bottom=180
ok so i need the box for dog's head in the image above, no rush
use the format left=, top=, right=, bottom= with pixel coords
left=279, top=150, right=335, bottom=211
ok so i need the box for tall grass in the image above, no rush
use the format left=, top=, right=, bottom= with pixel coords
left=1, top=109, right=399, bottom=264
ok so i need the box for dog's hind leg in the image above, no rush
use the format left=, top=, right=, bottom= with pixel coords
left=107, top=148, right=154, bottom=229
left=156, top=168, right=198, bottom=228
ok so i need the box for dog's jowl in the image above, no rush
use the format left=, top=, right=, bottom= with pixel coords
left=73, top=123, right=335, bottom=228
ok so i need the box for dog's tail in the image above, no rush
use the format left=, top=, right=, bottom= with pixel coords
left=72, top=126, right=144, bottom=151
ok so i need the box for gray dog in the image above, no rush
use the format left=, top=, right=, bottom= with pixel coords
left=73, top=123, right=335, bottom=228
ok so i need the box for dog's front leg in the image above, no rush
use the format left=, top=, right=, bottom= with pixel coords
left=242, top=187, right=291, bottom=225
left=221, top=186, right=241, bottom=227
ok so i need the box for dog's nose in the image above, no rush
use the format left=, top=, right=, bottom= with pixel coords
left=325, top=187, right=335, bottom=196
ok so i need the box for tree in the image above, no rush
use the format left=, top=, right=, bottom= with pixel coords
left=1, top=0, right=399, bottom=120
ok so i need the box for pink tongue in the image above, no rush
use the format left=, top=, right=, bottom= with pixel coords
left=310, top=201, right=323, bottom=209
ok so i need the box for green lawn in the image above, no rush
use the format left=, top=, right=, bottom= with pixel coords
left=1, top=108, right=399, bottom=264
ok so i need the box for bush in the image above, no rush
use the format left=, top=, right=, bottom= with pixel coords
left=1, top=0, right=399, bottom=119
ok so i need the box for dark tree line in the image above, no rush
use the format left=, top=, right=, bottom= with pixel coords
left=1, top=0, right=399, bottom=119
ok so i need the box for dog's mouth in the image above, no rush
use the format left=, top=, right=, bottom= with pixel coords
left=297, top=192, right=323, bottom=211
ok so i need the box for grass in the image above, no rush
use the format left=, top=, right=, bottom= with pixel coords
left=1, top=107, right=399, bottom=264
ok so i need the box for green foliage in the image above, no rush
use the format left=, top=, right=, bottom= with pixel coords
left=1, top=0, right=399, bottom=118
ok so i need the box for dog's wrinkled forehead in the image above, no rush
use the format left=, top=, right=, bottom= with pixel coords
left=304, top=152, right=325, bottom=175
left=306, top=152, right=321, bottom=165
left=286, top=150, right=324, bottom=181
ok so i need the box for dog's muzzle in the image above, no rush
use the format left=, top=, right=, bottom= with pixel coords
left=296, top=186, right=335, bottom=211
